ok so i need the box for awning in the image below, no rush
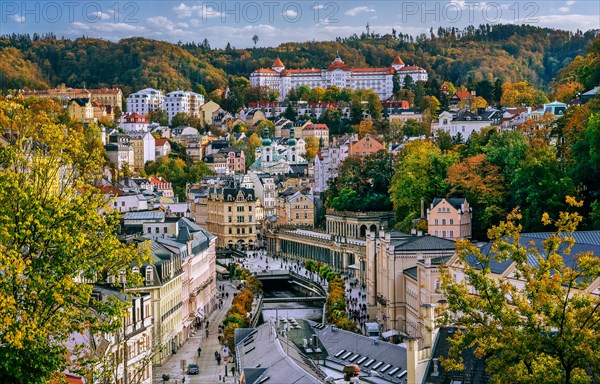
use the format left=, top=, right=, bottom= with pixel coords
left=382, top=330, right=399, bottom=338
left=348, top=264, right=360, bottom=270
left=216, top=265, right=229, bottom=274
left=196, top=309, right=206, bottom=318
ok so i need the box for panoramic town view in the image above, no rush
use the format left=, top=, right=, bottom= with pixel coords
left=1, top=1, right=599, bottom=383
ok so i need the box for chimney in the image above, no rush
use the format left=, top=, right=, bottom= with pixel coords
left=407, top=337, right=419, bottom=384
left=422, top=303, right=437, bottom=349
left=432, top=358, right=440, bottom=376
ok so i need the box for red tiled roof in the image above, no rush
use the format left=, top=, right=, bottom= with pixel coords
left=327, top=61, right=351, bottom=71
left=98, top=185, right=124, bottom=196
left=286, top=68, right=322, bottom=74
left=454, top=91, right=472, bottom=100
left=392, top=55, right=405, bottom=65
left=89, top=88, right=121, bottom=94
left=350, top=67, right=393, bottom=73
left=272, top=57, right=284, bottom=67
left=254, top=68, right=278, bottom=74
left=397, top=65, right=426, bottom=71
left=305, top=124, right=329, bottom=131
left=155, top=138, right=168, bottom=146
left=51, top=374, right=85, bottom=384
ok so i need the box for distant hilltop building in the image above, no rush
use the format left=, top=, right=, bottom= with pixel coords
left=250, top=55, right=428, bottom=101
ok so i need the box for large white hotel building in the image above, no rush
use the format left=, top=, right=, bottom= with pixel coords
left=126, top=88, right=204, bottom=124
left=250, top=55, right=428, bottom=100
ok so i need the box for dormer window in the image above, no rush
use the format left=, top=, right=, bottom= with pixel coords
left=145, top=267, right=153, bottom=284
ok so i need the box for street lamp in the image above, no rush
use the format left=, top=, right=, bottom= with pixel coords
left=324, top=364, right=381, bottom=383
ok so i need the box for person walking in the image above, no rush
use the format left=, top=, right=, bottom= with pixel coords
left=197, top=346, right=202, bottom=356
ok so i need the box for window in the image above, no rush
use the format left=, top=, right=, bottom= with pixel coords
left=147, top=228, right=151, bottom=233
left=449, top=219, right=454, bottom=225
left=296, top=213, right=299, bottom=219
left=228, top=228, right=232, bottom=234
left=442, top=219, right=446, bottom=225
left=228, top=206, right=232, bottom=212
left=155, top=227, right=159, bottom=233
left=248, top=215, right=252, bottom=222
left=450, top=230, right=454, bottom=238
left=434, top=219, right=439, bottom=225
left=442, top=230, right=446, bottom=237
left=163, top=227, right=168, bottom=233
left=145, top=267, right=153, bottom=283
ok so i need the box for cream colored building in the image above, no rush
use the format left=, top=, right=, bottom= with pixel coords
left=22, top=85, right=123, bottom=109
left=276, top=189, right=315, bottom=227
left=200, top=100, right=221, bottom=125
left=206, top=185, right=258, bottom=249
left=128, top=132, right=156, bottom=171
left=366, top=229, right=455, bottom=339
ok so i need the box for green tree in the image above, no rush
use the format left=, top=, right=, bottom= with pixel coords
left=390, top=140, right=456, bottom=230
left=440, top=199, right=600, bottom=384
left=0, top=97, right=147, bottom=383
left=146, top=110, right=168, bottom=126
left=283, top=103, right=296, bottom=121
left=170, top=112, right=190, bottom=128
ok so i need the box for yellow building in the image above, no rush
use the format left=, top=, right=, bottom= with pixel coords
left=67, top=98, right=95, bottom=123
left=200, top=100, right=221, bottom=125
left=206, top=186, right=258, bottom=249
left=22, top=85, right=123, bottom=109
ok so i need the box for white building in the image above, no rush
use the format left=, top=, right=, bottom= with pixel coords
left=250, top=55, right=428, bottom=101
left=163, top=90, right=204, bottom=124
left=251, top=127, right=307, bottom=175
left=126, top=88, right=165, bottom=116
left=120, top=113, right=149, bottom=132
left=112, top=194, right=149, bottom=212
left=313, top=135, right=351, bottom=193
left=249, top=172, right=277, bottom=219
left=431, top=109, right=502, bottom=140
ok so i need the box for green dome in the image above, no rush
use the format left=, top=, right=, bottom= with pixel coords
left=262, top=126, right=271, bottom=146
left=288, top=137, right=296, bottom=146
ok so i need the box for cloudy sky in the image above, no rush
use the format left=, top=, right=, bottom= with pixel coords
left=2, top=1, right=599, bottom=48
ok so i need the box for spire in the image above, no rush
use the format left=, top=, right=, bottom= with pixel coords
left=272, top=57, right=284, bottom=68
left=262, top=126, right=271, bottom=146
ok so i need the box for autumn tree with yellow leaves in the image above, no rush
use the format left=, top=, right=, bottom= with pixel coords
left=0, top=97, right=147, bottom=383
left=439, top=197, right=600, bottom=384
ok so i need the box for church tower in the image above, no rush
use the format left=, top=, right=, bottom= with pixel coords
left=287, top=125, right=297, bottom=164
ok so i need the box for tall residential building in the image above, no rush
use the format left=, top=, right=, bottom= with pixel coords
left=164, top=91, right=204, bottom=124
left=250, top=55, right=428, bottom=101
left=206, top=185, right=258, bottom=249
left=126, top=88, right=165, bottom=116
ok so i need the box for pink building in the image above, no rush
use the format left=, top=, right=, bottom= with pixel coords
left=427, top=198, right=472, bottom=240
left=348, top=134, right=384, bottom=158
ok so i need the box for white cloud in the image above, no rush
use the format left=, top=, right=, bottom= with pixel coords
left=345, top=6, right=375, bottom=16
left=172, top=3, right=222, bottom=19
left=67, top=21, right=143, bottom=40
left=173, top=3, right=193, bottom=18
left=177, top=22, right=189, bottom=28
left=566, top=1, right=575, bottom=5
left=10, top=14, right=25, bottom=23
left=87, top=11, right=111, bottom=21
left=310, top=4, right=325, bottom=10
left=283, top=9, right=298, bottom=18
left=147, top=16, right=176, bottom=31
left=559, top=7, right=570, bottom=12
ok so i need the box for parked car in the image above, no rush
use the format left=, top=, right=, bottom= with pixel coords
left=187, top=363, right=199, bottom=374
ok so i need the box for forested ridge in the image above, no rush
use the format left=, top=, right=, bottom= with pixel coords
left=1, top=24, right=598, bottom=95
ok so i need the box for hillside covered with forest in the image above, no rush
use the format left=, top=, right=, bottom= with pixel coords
left=1, top=24, right=598, bottom=97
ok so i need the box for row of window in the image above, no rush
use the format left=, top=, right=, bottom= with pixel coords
left=228, top=227, right=253, bottom=235
left=433, top=218, right=454, bottom=225
left=434, top=230, right=454, bottom=238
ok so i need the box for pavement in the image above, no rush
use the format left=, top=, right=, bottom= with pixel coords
left=153, top=278, right=239, bottom=384
left=152, top=249, right=368, bottom=383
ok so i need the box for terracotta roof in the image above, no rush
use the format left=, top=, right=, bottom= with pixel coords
left=454, top=91, right=472, bottom=100
left=286, top=68, right=322, bottom=74
left=305, top=124, right=329, bottom=131
left=397, top=65, right=426, bottom=71
left=51, top=374, right=85, bottom=384
left=155, top=138, right=168, bottom=146
left=392, top=55, right=405, bottom=65
left=350, top=67, right=393, bottom=73
left=89, top=88, right=121, bottom=94
left=272, top=57, right=284, bottom=67
left=254, top=68, right=278, bottom=74
left=326, top=61, right=351, bottom=71
left=98, top=185, right=124, bottom=196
